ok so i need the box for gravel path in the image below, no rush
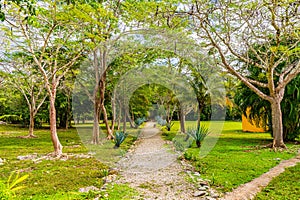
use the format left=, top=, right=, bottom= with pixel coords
left=116, top=122, right=300, bottom=200
left=116, top=122, right=199, bottom=200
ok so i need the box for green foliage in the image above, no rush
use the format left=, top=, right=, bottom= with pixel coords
left=99, top=183, right=139, bottom=200
left=0, top=115, right=22, bottom=124
left=172, top=134, right=193, bottom=152
left=114, top=131, right=128, bottom=148
left=233, top=34, right=300, bottom=141
left=0, top=125, right=124, bottom=199
left=187, top=125, right=210, bottom=148
left=165, top=121, right=174, bottom=131
left=0, top=0, right=36, bottom=22
left=134, top=117, right=145, bottom=128
left=0, top=171, right=28, bottom=199
left=155, top=116, right=167, bottom=126
left=235, top=75, right=300, bottom=141
left=182, top=121, right=298, bottom=192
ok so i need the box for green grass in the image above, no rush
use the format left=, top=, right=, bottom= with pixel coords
left=254, top=163, right=300, bottom=200
left=0, top=124, right=140, bottom=199
left=161, top=121, right=299, bottom=193
left=1, top=121, right=299, bottom=199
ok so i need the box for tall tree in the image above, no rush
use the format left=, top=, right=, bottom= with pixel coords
left=1, top=1, right=84, bottom=155
left=0, top=52, right=47, bottom=137
left=182, top=0, right=300, bottom=148
left=71, top=1, right=127, bottom=143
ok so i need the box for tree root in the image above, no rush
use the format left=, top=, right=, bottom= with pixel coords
left=261, top=143, right=288, bottom=151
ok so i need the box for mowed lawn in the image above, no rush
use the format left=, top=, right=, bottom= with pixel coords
left=162, top=121, right=299, bottom=194
left=0, top=121, right=299, bottom=199
left=0, top=124, right=138, bottom=199
left=254, top=162, right=300, bottom=200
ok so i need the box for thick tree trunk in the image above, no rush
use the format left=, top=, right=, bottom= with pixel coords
left=270, top=99, right=287, bottom=148
left=49, top=95, right=62, bottom=156
left=28, top=110, right=35, bottom=137
left=197, top=101, right=204, bottom=131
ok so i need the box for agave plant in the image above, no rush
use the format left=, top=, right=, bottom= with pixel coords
left=155, top=116, right=167, bottom=126
left=113, top=131, right=128, bottom=148
left=187, top=125, right=210, bottom=148
left=165, top=121, right=174, bottom=131
left=134, top=117, right=145, bottom=128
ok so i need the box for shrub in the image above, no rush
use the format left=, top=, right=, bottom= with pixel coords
left=172, top=135, right=193, bottom=152
left=187, top=125, right=210, bottom=148
left=155, top=116, right=166, bottom=126
left=0, top=115, right=22, bottom=124
left=165, top=121, right=174, bottom=131
left=113, top=131, right=128, bottom=148
left=134, top=117, right=145, bottom=128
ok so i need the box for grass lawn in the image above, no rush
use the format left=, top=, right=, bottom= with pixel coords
left=254, top=163, right=300, bottom=200
left=0, top=124, right=139, bottom=199
left=161, top=121, right=299, bottom=194
left=1, top=121, right=299, bottom=199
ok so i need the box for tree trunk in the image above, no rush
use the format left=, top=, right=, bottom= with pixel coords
left=99, top=74, right=114, bottom=139
left=49, top=95, right=62, bottom=156
left=197, top=101, right=204, bottom=131
left=28, top=109, right=35, bottom=137
left=123, top=106, right=127, bottom=133
left=131, top=108, right=135, bottom=128
left=92, top=100, right=100, bottom=144
left=117, top=100, right=121, bottom=130
left=77, top=115, right=80, bottom=124
left=117, top=117, right=121, bottom=130
left=101, top=104, right=114, bottom=139
left=179, top=107, right=186, bottom=134
left=111, top=96, right=116, bottom=132
left=270, top=99, right=287, bottom=148
left=126, top=109, right=135, bottom=128
left=65, top=95, right=71, bottom=130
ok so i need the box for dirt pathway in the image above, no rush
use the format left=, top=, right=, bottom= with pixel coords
left=116, top=122, right=199, bottom=200
left=221, top=150, right=300, bottom=200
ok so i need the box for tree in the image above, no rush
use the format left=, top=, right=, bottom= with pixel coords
left=0, top=52, right=47, bottom=137
left=0, top=0, right=36, bottom=21
left=0, top=79, right=26, bottom=123
left=1, top=1, right=84, bottom=155
left=182, top=0, right=300, bottom=148
left=70, top=1, right=129, bottom=143
left=235, top=74, right=300, bottom=142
